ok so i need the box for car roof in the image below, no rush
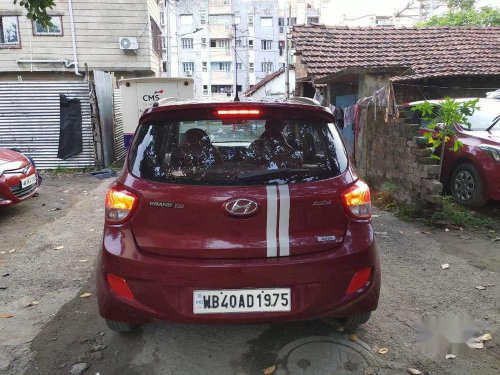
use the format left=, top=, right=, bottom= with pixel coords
left=140, top=97, right=333, bottom=124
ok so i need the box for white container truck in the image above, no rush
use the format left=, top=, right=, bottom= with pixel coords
left=119, top=77, right=194, bottom=148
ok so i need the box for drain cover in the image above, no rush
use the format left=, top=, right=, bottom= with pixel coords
left=275, top=335, right=380, bottom=375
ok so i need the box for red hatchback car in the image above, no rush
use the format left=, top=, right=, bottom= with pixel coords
left=97, top=99, right=380, bottom=332
left=408, top=98, right=500, bottom=207
left=0, top=148, right=39, bottom=207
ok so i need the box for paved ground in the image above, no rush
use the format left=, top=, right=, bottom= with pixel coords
left=0, top=173, right=499, bottom=375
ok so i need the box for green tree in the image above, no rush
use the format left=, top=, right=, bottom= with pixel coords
left=411, top=98, right=479, bottom=179
left=12, top=0, right=55, bottom=27
left=419, top=0, right=500, bottom=26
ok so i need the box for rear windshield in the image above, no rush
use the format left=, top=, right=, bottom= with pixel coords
left=128, top=118, right=348, bottom=185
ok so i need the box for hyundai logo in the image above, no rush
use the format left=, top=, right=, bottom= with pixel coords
left=22, top=166, right=29, bottom=174
left=224, top=198, right=259, bottom=217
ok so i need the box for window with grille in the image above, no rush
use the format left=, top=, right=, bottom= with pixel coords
left=201, top=38, right=207, bottom=48
left=0, top=16, right=20, bottom=46
left=249, top=62, right=254, bottom=73
left=261, top=40, right=272, bottom=50
left=182, top=62, right=195, bottom=73
left=33, top=16, right=62, bottom=36
left=248, top=15, right=253, bottom=26
left=151, top=18, right=162, bottom=56
left=248, top=39, right=253, bottom=49
left=202, top=61, right=207, bottom=72
left=200, top=14, right=206, bottom=24
left=203, top=85, right=209, bottom=95
left=210, top=39, right=230, bottom=49
left=261, top=62, right=273, bottom=73
left=236, top=63, right=242, bottom=70
left=181, top=38, right=193, bottom=49
left=211, top=62, right=231, bottom=72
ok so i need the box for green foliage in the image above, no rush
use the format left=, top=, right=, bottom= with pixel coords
left=419, top=6, right=500, bottom=26
left=13, top=0, right=55, bottom=27
left=411, top=98, right=479, bottom=162
left=429, top=196, right=496, bottom=228
left=447, top=0, right=476, bottom=11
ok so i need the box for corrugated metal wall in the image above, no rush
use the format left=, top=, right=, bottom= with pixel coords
left=0, top=81, right=94, bottom=169
left=113, top=89, right=126, bottom=161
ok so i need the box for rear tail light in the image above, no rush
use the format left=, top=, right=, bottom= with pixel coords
left=217, top=109, right=260, bottom=116
left=105, top=185, right=138, bottom=224
left=346, top=267, right=372, bottom=295
left=107, top=274, right=135, bottom=301
left=341, top=180, right=371, bottom=219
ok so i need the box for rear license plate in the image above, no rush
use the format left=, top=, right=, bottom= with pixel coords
left=193, top=288, right=291, bottom=314
left=21, top=174, right=36, bottom=189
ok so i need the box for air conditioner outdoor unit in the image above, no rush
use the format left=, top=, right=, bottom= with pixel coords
left=185, top=70, right=193, bottom=76
left=119, top=37, right=139, bottom=50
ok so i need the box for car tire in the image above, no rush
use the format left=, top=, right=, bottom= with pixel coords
left=340, top=312, right=372, bottom=328
left=105, top=319, right=140, bottom=333
left=450, top=163, right=487, bottom=207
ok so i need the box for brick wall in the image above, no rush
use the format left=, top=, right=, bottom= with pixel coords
left=355, top=104, right=443, bottom=205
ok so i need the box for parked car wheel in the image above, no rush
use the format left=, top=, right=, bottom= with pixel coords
left=450, top=163, right=487, bottom=207
left=339, top=312, right=372, bottom=328
left=105, top=319, right=140, bottom=333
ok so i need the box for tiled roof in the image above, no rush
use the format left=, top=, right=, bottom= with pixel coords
left=292, top=25, right=500, bottom=82
left=244, top=66, right=294, bottom=96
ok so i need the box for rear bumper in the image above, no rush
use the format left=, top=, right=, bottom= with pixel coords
left=97, top=222, right=380, bottom=324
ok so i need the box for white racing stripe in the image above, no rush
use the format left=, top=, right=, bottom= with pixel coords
left=278, top=185, right=290, bottom=256
left=266, top=185, right=278, bottom=257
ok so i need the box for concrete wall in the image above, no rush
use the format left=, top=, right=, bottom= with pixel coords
left=247, top=69, right=296, bottom=98
left=0, top=0, right=160, bottom=80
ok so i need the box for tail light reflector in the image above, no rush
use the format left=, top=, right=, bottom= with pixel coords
left=346, top=267, right=372, bottom=295
left=341, top=180, right=371, bottom=219
left=107, top=274, right=135, bottom=301
left=105, top=185, right=138, bottom=224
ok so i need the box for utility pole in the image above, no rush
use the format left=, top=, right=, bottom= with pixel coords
left=284, top=0, right=290, bottom=99
left=233, top=23, right=240, bottom=101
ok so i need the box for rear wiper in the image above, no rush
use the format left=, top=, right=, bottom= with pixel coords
left=486, top=115, right=500, bottom=132
left=237, top=168, right=310, bottom=181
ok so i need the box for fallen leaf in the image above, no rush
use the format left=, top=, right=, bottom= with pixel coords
left=372, top=214, right=380, bottom=218
left=398, top=231, right=404, bottom=235
left=0, top=251, right=5, bottom=254
left=8, top=249, right=15, bottom=253
left=80, top=293, right=92, bottom=298
left=2, top=273, right=9, bottom=277
left=349, top=334, right=359, bottom=342
left=25, top=301, right=40, bottom=307
left=79, top=259, right=88, bottom=263
left=375, top=231, right=388, bottom=236
left=445, top=354, right=456, bottom=359
left=484, top=283, right=494, bottom=287
left=407, top=368, right=422, bottom=375
left=54, top=246, right=64, bottom=250
left=420, top=231, right=430, bottom=235
left=0, top=313, right=14, bottom=318
left=378, top=347, right=389, bottom=354
left=477, top=333, right=492, bottom=342
left=441, top=263, right=450, bottom=270
left=263, top=365, right=275, bottom=375
left=475, top=286, right=486, bottom=290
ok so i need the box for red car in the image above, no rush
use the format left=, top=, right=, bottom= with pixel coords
left=97, top=99, right=380, bottom=332
left=0, top=148, right=39, bottom=207
left=408, top=98, right=500, bottom=207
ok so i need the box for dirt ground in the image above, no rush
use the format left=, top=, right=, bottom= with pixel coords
left=0, top=173, right=499, bottom=375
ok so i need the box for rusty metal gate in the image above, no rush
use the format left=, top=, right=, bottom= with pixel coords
left=0, top=81, right=94, bottom=169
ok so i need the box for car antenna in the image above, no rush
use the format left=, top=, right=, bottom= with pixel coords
left=233, top=23, right=240, bottom=102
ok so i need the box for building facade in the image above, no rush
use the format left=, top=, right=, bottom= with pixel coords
left=161, top=0, right=327, bottom=97
left=0, top=0, right=162, bottom=80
